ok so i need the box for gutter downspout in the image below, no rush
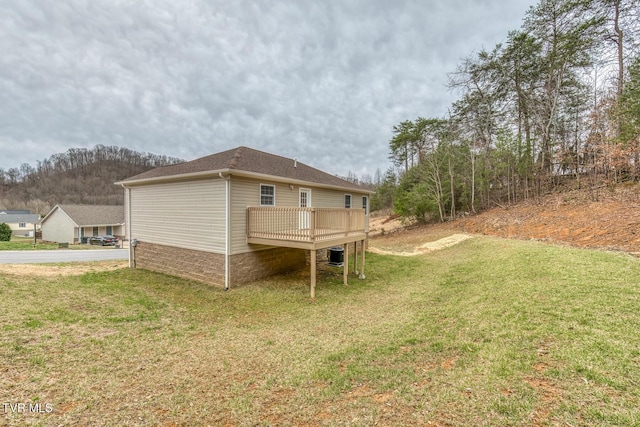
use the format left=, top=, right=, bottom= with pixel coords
left=128, top=187, right=136, bottom=269
left=220, top=172, right=231, bottom=291
left=121, top=185, right=134, bottom=268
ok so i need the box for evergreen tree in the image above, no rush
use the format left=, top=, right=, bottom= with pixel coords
left=0, top=223, right=11, bottom=242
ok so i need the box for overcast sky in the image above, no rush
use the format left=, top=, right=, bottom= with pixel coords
left=0, top=0, right=535, bottom=178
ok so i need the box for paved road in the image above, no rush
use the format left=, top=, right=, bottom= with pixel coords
left=0, top=249, right=128, bottom=264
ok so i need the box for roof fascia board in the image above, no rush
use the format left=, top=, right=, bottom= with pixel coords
left=39, top=204, right=60, bottom=224
left=40, top=205, right=79, bottom=227
left=117, top=168, right=373, bottom=194
left=116, top=169, right=228, bottom=187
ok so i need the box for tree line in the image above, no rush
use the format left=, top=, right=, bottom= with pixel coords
left=372, top=0, right=640, bottom=223
left=0, top=145, right=182, bottom=214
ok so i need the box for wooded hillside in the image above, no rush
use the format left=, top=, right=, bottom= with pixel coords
left=0, top=145, right=182, bottom=215
left=373, top=0, right=640, bottom=223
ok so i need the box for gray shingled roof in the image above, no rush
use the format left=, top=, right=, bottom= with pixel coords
left=0, top=210, right=31, bottom=214
left=0, top=213, right=40, bottom=224
left=120, top=146, right=371, bottom=192
left=54, top=205, right=124, bottom=226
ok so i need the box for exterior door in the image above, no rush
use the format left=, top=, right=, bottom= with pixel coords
left=299, top=189, right=311, bottom=229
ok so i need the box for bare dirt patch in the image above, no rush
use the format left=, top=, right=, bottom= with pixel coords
left=369, top=210, right=467, bottom=254
left=0, top=260, right=128, bottom=277
left=369, top=233, right=472, bottom=256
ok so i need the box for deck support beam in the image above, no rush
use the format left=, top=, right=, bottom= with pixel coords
left=246, top=206, right=370, bottom=297
left=359, top=239, right=366, bottom=279
left=310, top=249, right=317, bottom=298
left=354, top=241, right=359, bottom=275
left=343, top=243, right=348, bottom=285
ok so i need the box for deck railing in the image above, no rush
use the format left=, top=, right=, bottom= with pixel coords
left=247, top=207, right=367, bottom=243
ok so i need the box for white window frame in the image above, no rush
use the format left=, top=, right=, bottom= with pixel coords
left=362, top=196, right=369, bottom=215
left=344, top=194, right=352, bottom=209
left=19, top=222, right=26, bottom=228
left=260, top=184, right=276, bottom=206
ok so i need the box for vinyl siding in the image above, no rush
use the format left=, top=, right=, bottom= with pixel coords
left=41, top=208, right=76, bottom=243
left=306, top=187, right=369, bottom=211
left=129, top=178, right=226, bottom=253
left=230, top=176, right=369, bottom=254
left=230, top=176, right=297, bottom=254
left=5, top=222, right=37, bottom=236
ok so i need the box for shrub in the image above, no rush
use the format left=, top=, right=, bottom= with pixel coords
left=0, top=223, right=11, bottom=241
left=394, top=182, right=439, bottom=223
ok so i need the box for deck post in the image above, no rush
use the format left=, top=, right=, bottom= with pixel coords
left=310, top=209, right=316, bottom=240
left=343, top=243, right=348, bottom=285
left=359, top=239, right=366, bottom=279
left=354, top=241, right=359, bottom=275
left=310, top=249, right=317, bottom=298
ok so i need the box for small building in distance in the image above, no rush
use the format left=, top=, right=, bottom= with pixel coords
left=0, top=210, right=41, bottom=237
left=40, top=204, right=125, bottom=244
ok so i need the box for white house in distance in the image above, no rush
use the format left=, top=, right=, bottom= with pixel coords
left=0, top=210, right=40, bottom=237
left=40, top=205, right=125, bottom=244
left=117, top=146, right=374, bottom=297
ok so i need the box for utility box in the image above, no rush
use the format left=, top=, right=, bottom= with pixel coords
left=328, top=246, right=344, bottom=267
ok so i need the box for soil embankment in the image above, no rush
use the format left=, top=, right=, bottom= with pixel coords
left=369, top=185, right=640, bottom=255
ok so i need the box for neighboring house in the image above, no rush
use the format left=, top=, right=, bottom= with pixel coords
left=40, top=205, right=125, bottom=244
left=0, top=210, right=41, bottom=237
left=117, top=146, right=374, bottom=297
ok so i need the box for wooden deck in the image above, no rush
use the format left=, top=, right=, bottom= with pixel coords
left=246, top=207, right=368, bottom=298
left=246, top=207, right=367, bottom=250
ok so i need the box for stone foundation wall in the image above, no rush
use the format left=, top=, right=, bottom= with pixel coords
left=134, top=241, right=308, bottom=288
left=134, top=241, right=225, bottom=287
left=308, top=248, right=329, bottom=264
left=229, top=247, right=307, bottom=285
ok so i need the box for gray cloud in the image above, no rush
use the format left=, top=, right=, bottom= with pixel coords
left=0, top=0, right=533, bottom=177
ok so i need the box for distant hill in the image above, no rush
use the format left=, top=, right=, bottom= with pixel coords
left=0, top=145, right=183, bottom=215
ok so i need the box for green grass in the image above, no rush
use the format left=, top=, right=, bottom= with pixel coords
left=2, top=236, right=640, bottom=426
left=0, top=236, right=109, bottom=250
left=0, top=236, right=58, bottom=250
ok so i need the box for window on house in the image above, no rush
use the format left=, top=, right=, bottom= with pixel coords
left=93, top=227, right=99, bottom=237
left=260, top=184, right=275, bottom=206
left=344, top=194, right=352, bottom=209
left=362, top=196, right=368, bottom=215
left=106, top=226, right=113, bottom=235
left=19, top=222, right=26, bottom=228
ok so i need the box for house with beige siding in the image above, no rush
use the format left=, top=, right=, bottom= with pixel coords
left=0, top=210, right=40, bottom=237
left=40, top=205, right=125, bottom=244
left=117, top=146, right=373, bottom=297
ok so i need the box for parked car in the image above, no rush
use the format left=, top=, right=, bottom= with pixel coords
left=88, top=235, right=118, bottom=246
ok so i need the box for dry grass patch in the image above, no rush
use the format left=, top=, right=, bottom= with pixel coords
left=0, top=260, right=128, bottom=277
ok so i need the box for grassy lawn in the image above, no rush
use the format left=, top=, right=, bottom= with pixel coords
left=0, top=236, right=58, bottom=250
left=0, top=237, right=111, bottom=250
left=2, top=236, right=640, bottom=426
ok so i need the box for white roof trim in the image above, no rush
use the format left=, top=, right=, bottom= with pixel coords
left=117, top=168, right=374, bottom=194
